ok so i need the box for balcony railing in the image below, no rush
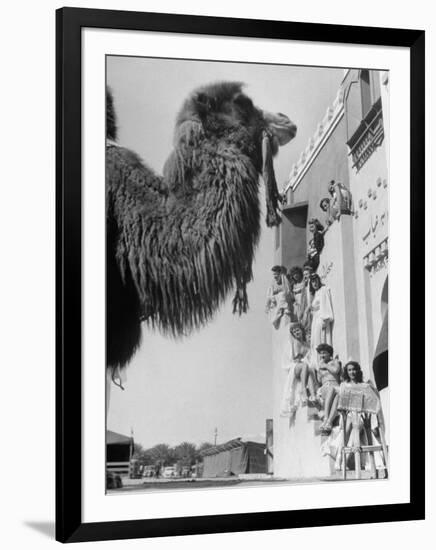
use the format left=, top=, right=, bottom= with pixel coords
left=347, top=98, right=384, bottom=172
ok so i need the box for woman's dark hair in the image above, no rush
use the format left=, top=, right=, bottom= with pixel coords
left=319, top=198, right=330, bottom=211
left=289, top=266, right=303, bottom=282
left=308, top=217, right=324, bottom=232
left=309, top=273, right=322, bottom=294
left=343, top=361, right=363, bottom=383
left=289, top=322, right=306, bottom=342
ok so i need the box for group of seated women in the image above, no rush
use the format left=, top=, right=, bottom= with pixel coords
left=281, top=321, right=368, bottom=436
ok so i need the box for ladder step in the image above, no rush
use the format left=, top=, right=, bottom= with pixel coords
left=343, top=445, right=383, bottom=453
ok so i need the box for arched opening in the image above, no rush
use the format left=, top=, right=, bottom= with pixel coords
left=373, top=276, right=388, bottom=390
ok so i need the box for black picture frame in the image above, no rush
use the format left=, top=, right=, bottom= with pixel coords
left=56, top=7, right=425, bottom=543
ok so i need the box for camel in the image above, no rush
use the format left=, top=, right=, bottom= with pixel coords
left=106, top=81, right=296, bottom=370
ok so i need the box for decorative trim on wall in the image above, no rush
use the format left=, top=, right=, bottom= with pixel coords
left=363, top=236, right=388, bottom=275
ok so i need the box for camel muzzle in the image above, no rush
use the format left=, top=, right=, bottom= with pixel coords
left=263, top=110, right=297, bottom=146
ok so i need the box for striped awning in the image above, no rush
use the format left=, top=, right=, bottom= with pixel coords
left=373, top=311, right=388, bottom=391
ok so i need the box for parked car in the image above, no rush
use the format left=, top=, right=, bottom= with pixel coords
left=162, top=466, right=177, bottom=478
left=142, top=465, right=156, bottom=478
left=106, top=471, right=122, bottom=489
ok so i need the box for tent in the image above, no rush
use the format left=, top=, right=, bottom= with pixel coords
left=106, top=430, right=133, bottom=476
left=200, top=438, right=266, bottom=478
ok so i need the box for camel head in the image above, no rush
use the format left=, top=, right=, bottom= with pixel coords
left=174, top=81, right=297, bottom=226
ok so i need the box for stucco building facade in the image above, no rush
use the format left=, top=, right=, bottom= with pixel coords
left=272, top=69, right=389, bottom=478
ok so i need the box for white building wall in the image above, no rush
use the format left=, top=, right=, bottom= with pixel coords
left=349, top=146, right=389, bottom=365
left=348, top=142, right=389, bottom=437
left=318, top=217, right=356, bottom=363
left=272, top=70, right=390, bottom=477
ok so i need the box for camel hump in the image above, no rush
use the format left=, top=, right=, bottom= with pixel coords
left=106, top=144, right=168, bottom=209
left=106, top=87, right=117, bottom=141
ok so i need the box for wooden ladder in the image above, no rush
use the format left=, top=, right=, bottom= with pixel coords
left=339, top=410, right=389, bottom=480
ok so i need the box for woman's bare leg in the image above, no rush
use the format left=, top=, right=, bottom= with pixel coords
left=323, top=386, right=335, bottom=418
left=322, top=387, right=338, bottom=433
left=289, top=376, right=299, bottom=410
left=306, top=367, right=318, bottom=401
left=300, top=363, right=310, bottom=402
left=326, top=394, right=339, bottom=425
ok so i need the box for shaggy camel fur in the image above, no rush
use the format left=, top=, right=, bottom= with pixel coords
left=106, top=82, right=296, bottom=369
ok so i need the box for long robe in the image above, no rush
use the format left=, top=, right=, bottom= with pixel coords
left=290, top=280, right=305, bottom=322
left=310, top=285, right=334, bottom=358
left=299, top=282, right=313, bottom=338
left=265, top=275, right=292, bottom=329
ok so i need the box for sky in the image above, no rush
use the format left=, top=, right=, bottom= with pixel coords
left=106, top=56, right=345, bottom=449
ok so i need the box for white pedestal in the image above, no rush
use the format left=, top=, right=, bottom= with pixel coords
left=275, top=405, right=333, bottom=479
left=272, top=316, right=333, bottom=480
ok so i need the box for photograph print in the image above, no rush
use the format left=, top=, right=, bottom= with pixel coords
left=105, top=55, right=389, bottom=493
